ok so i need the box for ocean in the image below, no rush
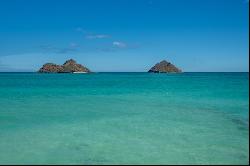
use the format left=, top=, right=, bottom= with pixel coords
left=0, top=72, right=249, bottom=164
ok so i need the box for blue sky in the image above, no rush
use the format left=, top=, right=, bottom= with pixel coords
left=0, top=0, right=249, bottom=72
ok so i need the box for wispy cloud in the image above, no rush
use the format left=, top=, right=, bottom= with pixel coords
left=57, top=48, right=77, bottom=54
left=86, top=34, right=110, bottom=39
left=75, top=27, right=87, bottom=33
left=112, top=41, right=127, bottom=48
left=69, top=43, right=79, bottom=48
left=40, top=45, right=58, bottom=52
left=74, top=27, right=139, bottom=52
left=96, top=41, right=140, bottom=52
left=75, top=27, right=110, bottom=40
left=40, top=43, right=79, bottom=54
left=96, top=47, right=117, bottom=52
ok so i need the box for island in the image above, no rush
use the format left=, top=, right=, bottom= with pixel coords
left=38, top=59, right=91, bottom=73
left=148, top=60, right=182, bottom=73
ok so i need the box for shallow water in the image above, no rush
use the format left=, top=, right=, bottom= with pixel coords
left=0, top=72, right=249, bottom=164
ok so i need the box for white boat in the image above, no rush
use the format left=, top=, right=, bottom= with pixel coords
left=73, top=72, right=88, bottom=74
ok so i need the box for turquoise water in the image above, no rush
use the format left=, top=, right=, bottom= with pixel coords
left=0, top=72, right=249, bottom=164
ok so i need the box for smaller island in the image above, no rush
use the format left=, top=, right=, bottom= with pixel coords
left=148, top=60, right=182, bottom=73
left=38, top=59, right=91, bottom=73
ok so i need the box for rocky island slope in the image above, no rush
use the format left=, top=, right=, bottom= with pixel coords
left=148, top=60, right=182, bottom=73
left=38, top=59, right=91, bottom=73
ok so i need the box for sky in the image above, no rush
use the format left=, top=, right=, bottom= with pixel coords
left=0, top=0, right=249, bottom=72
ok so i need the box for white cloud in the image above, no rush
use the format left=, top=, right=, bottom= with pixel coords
left=86, top=34, right=110, bottom=39
left=76, top=28, right=110, bottom=40
left=112, top=41, right=127, bottom=48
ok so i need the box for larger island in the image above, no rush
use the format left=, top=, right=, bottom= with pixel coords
left=38, top=59, right=91, bottom=73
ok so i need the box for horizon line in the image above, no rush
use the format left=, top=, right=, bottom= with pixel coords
left=0, top=71, right=249, bottom=73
